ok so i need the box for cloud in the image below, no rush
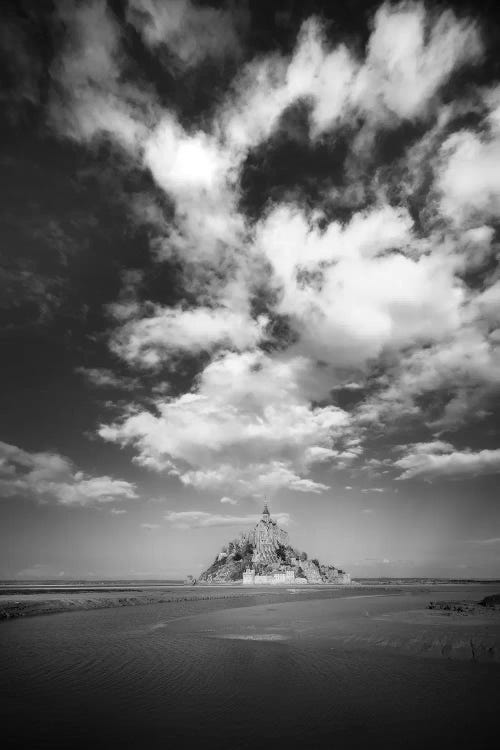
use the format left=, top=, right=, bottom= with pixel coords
left=50, top=0, right=149, bottom=147
left=110, top=508, right=128, bottom=515
left=394, top=441, right=500, bottom=480
left=44, top=2, right=499, bottom=500
left=126, top=0, right=247, bottom=69
left=352, top=2, right=482, bottom=125
left=256, top=203, right=467, bottom=370
left=109, top=305, right=267, bottom=367
left=77, top=367, right=138, bottom=390
left=140, top=522, right=160, bottom=529
left=438, top=89, right=500, bottom=223
left=99, top=350, right=350, bottom=494
left=219, top=16, right=356, bottom=152
left=220, top=496, right=237, bottom=505
left=164, top=510, right=290, bottom=529
left=180, top=462, right=330, bottom=495
left=140, top=113, right=245, bottom=263
left=222, top=3, right=481, bottom=149
left=0, top=441, right=137, bottom=506
left=49, top=1, right=483, bottom=270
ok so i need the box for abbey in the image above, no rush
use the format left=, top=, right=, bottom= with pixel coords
left=250, top=503, right=289, bottom=564
left=198, top=505, right=351, bottom=585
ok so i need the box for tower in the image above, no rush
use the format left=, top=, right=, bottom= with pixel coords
left=251, top=503, right=290, bottom=567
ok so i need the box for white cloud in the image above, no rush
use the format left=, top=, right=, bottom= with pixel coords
left=354, top=321, right=500, bottom=429
left=126, top=0, right=246, bottom=68
left=219, top=19, right=354, bottom=152
left=438, top=91, right=500, bottom=223
left=140, top=522, right=160, bottom=529
left=181, top=461, right=330, bottom=495
left=220, top=496, right=237, bottom=505
left=109, top=305, right=267, bottom=367
left=144, top=115, right=232, bottom=195
left=394, top=441, right=500, bottom=480
left=50, top=0, right=149, bottom=147
left=222, top=3, right=481, bottom=149
left=164, top=510, right=290, bottom=529
left=110, top=508, right=128, bottom=515
left=439, top=131, right=500, bottom=222
left=138, top=113, right=248, bottom=266
left=99, top=350, right=350, bottom=494
left=256, top=203, right=465, bottom=369
left=0, top=441, right=137, bottom=506
left=284, top=18, right=358, bottom=136
left=47, top=2, right=499, bottom=497
left=353, top=2, right=482, bottom=124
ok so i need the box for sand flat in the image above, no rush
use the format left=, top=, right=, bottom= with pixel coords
left=1, top=582, right=499, bottom=661
left=1, top=584, right=499, bottom=749
left=0, top=583, right=387, bottom=620
left=0, top=582, right=405, bottom=620
left=165, top=588, right=500, bottom=662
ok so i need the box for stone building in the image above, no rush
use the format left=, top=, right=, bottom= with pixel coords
left=243, top=568, right=296, bottom=585
left=251, top=503, right=289, bottom=565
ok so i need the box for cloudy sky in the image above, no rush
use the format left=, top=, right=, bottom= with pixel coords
left=1, top=0, right=499, bottom=580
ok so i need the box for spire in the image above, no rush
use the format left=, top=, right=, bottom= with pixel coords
left=262, top=502, right=270, bottom=520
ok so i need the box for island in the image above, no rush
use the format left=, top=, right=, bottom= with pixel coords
left=198, top=504, right=351, bottom=585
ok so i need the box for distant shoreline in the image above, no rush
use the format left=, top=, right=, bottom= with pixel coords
left=0, top=576, right=500, bottom=593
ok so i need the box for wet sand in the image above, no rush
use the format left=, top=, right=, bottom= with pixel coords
left=1, top=585, right=499, bottom=748
left=1, top=583, right=499, bottom=638
left=0, top=583, right=392, bottom=620
left=165, top=587, right=500, bottom=662
left=1, top=584, right=499, bottom=663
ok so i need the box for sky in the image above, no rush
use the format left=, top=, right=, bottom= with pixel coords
left=1, top=0, right=499, bottom=580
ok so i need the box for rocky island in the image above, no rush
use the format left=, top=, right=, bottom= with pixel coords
left=198, top=504, right=351, bottom=585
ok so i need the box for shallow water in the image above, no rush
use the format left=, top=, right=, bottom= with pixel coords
left=1, top=589, right=499, bottom=749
